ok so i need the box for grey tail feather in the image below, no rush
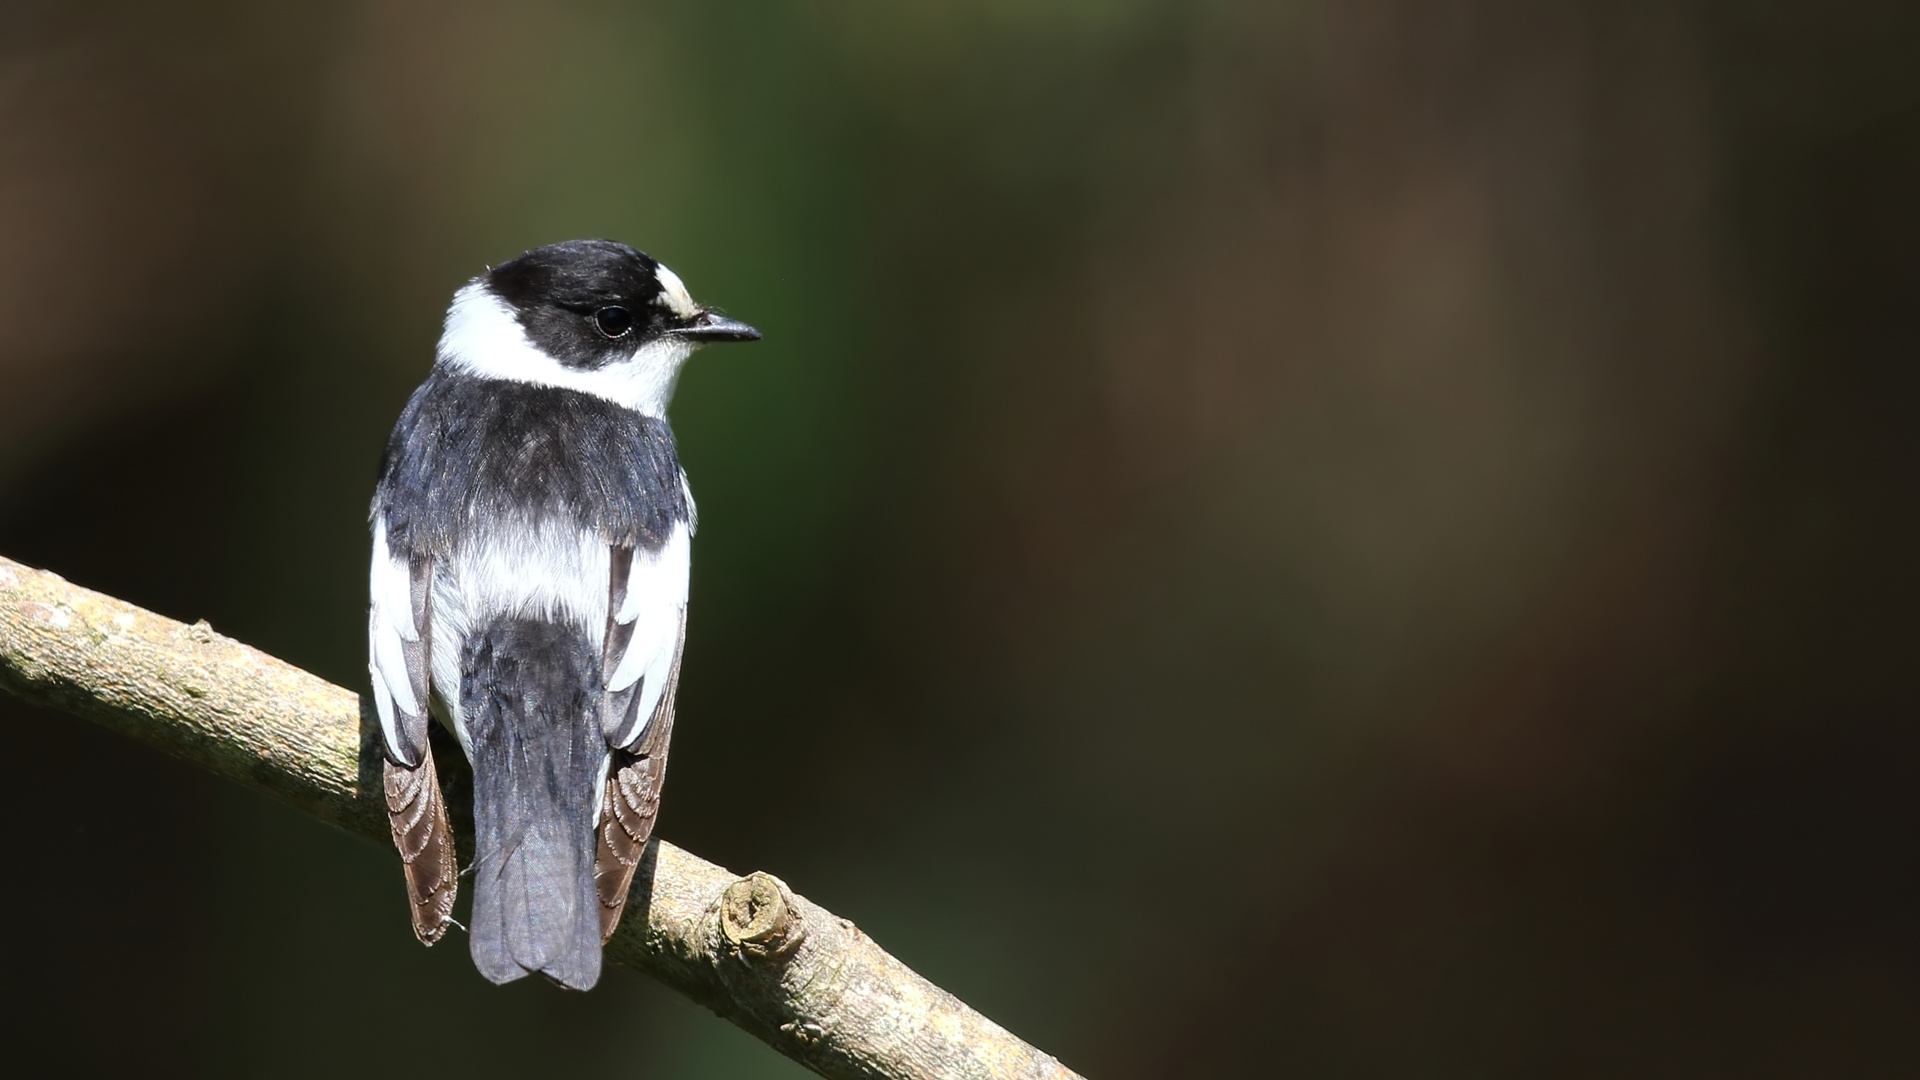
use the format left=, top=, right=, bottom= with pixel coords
left=461, top=616, right=606, bottom=991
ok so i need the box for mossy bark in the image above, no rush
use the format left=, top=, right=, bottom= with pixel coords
left=0, top=555, right=1080, bottom=1080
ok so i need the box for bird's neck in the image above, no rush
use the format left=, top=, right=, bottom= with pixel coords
left=434, top=284, right=693, bottom=418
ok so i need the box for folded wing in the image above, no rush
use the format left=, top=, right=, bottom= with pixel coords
left=594, top=525, right=691, bottom=941
left=368, top=519, right=457, bottom=944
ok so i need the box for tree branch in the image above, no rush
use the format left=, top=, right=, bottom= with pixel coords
left=0, top=554, right=1081, bottom=1080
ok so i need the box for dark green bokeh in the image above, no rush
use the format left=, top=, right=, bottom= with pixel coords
left=1, top=1, right=1917, bottom=1076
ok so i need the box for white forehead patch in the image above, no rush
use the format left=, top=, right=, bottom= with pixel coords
left=654, top=264, right=698, bottom=319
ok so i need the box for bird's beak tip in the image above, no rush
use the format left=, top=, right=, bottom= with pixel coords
left=677, top=313, right=761, bottom=342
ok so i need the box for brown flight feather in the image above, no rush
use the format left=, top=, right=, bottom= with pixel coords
left=382, top=550, right=456, bottom=944
left=595, top=608, right=685, bottom=942
left=384, top=742, right=458, bottom=944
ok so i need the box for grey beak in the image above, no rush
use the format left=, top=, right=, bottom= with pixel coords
left=675, top=311, right=761, bottom=342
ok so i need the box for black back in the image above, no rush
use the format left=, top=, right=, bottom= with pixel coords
left=375, top=370, right=690, bottom=554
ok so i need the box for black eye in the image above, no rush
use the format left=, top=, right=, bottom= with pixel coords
left=594, top=306, right=634, bottom=338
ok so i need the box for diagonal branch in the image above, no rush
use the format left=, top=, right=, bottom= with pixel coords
left=0, top=554, right=1081, bottom=1080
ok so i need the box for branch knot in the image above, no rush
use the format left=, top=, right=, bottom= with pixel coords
left=720, top=871, right=804, bottom=961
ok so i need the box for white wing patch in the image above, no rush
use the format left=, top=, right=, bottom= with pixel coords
left=367, top=517, right=420, bottom=755
left=379, top=511, right=690, bottom=759
left=607, top=521, right=691, bottom=748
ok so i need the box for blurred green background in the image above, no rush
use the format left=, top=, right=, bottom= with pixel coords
left=2, top=0, right=1917, bottom=1075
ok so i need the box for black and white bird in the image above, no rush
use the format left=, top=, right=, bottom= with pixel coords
left=367, top=239, right=758, bottom=989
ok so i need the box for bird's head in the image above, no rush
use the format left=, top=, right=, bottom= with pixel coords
left=436, top=238, right=759, bottom=416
